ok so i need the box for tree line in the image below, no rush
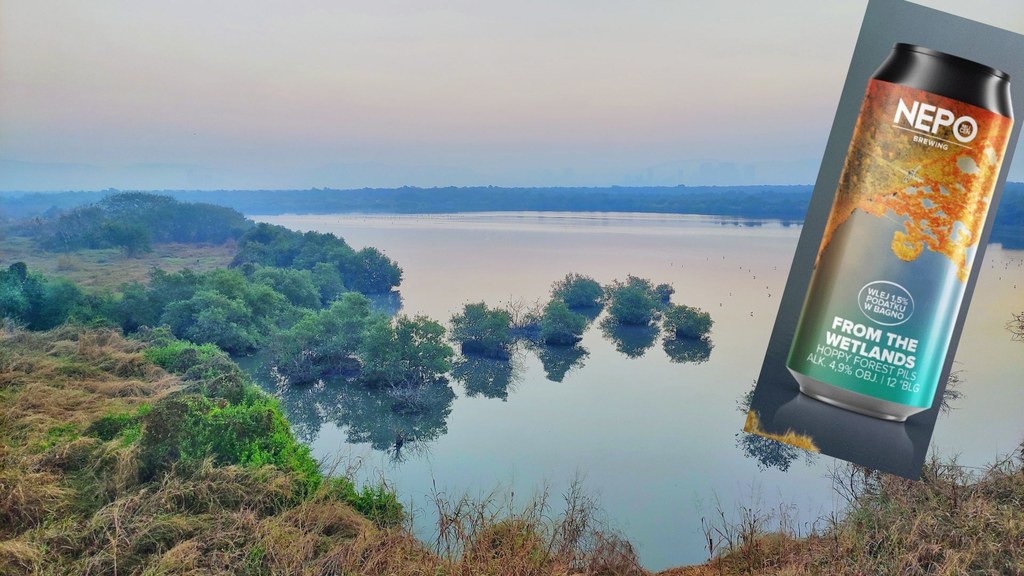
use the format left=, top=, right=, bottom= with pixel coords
left=1, top=192, right=719, bottom=449
left=5, top=184, right=1022, bottom=247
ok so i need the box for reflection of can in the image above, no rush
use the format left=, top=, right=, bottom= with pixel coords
left=787, top=44, right=1013, bottom=422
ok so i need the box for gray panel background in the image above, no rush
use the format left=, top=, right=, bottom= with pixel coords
left=748, top=0, right=1024, bottom=479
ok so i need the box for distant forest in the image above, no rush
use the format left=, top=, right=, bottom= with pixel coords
left=2, top=183, right=1022, bottom=247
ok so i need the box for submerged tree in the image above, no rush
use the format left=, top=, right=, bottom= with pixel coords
left=604, top=276, right=662, bottom=326
left=551, top=273, right=604, bottom=309
left=450, top=302, right=514, bottom=359
left=654, top=283, right=674, bottom=305
left=359, top=315, right=454, bottom=388
left=270, top=292, right=373, bottom=384
left=540, top=300, right=587, bottom=346
left=663, top=304, right=713, bottom=340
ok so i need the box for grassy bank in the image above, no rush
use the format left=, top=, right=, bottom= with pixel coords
left=0, top=325, right=643, bottom=575
left=658, top=450, right=1024, bottom=576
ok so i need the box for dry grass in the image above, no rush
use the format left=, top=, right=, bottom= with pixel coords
left=0, top=326, right=650, bottom=576
left=668, top=451, right=1024, bottom=576
left=430, top=478, right=646, bottom=576
left=0, top=235, right=234, bottom=291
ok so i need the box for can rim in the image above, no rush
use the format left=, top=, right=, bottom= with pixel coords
left=894, top=43, right=1010, bottom=81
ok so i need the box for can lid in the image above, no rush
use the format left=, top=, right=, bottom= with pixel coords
left=894, top=43, right=1010, bottom=81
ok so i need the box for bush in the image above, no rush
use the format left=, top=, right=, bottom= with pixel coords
left=138, top=391, right=320, bottom=491
left=324, top=477, right=404, bottom=527
left=84, top=407, right=149, bottom=444
left=450, top=302, right=513, bottom=358
left=143, top=340, right=224, bottom=371
left=160, top=290, right=264, bottom=354
left=0, top=263, right=85, bottom=330
left=605, top=276, right=661, bottom=326
left=663, top=304, right=713, bottom=340
left=360, top=315, right=454, bottom=388
left=231, top=223, right=402, bottom=295
left=551, top=273, right=604, bottom=309
left=270, top=292, right=373, bottom=384
left=540, top=300, right=587, bottom=346
left=143, top=339, right=248, bottom=402
left=252, top=267, right=321, bottom=309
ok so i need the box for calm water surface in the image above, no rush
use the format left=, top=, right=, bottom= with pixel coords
left=251, top=212, right=1024, bottom=570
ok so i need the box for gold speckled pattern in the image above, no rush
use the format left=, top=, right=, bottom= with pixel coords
left=819, top=80, right=1013, bottom=282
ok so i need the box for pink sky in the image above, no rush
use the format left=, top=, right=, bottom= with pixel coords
left=2, top=1, right=1023, bottom=190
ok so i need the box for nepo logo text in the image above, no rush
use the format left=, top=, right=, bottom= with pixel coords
left=894, top=98, right=977, bottom=143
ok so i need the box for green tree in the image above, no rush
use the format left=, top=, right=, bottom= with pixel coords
left=101, top=221, right=152, bottom=257
left=663, top=304, right=713, bottom=340
left=540, top=300, right=587, bottom=346
left=311, top=262, right=346, bottom=305
left=231, top=224, right=402, bottom=295
left=359, top=315, right=453, bottom=388
left=35, top=278, right=84, bottom=329
left=271, top=292, right=373, bottom=384
left=551, top=273, right=604, bottom=309
left=654, top=283, right=674, bottom=304
left=39, top=192, right=249, bottom=252
left=0, top=263, right=83, bottom=330
left=0, top=264, right=32, bottom=322
left=252, top=267, right=321, bottom=309
left=450, top=302, right=513, bottom=358
left=116, top=282, right=160, bottom=332
left=349, top=247, right=403, bottom=294
left=161, top=290, right=261, bottom=354
left=605, top=276, right=661, bottom=326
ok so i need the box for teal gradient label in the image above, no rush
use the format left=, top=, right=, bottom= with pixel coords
left=787, top=210, right=965, bottom=408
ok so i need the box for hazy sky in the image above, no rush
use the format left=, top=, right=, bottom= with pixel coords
left=2, top=1, right=1023, bottom=190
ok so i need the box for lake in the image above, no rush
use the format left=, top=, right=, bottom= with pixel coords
left=250, top=212, right=1024, bottom=570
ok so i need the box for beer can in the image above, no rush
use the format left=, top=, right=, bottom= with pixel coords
left=787, top=43, right=1014, bottom=422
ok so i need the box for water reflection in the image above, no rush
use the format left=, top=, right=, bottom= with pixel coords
left=243, top=355, right=455, bottom=461
left=574, top=306, right=603, bottom=325
left=255, top=307, right=718, bottom=460
left=450, top=353, right=524, bottom=401
left=735, top=384, right=817, bottom=472
left=662, top=337, right=713, bottom=364
left=531, top=343, right=589, bottom=382
left=600, top=319, right=659, bottom=359
left=332, top=382, right=455, bottom=461
left=273, top=379, right=328, bottom=444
